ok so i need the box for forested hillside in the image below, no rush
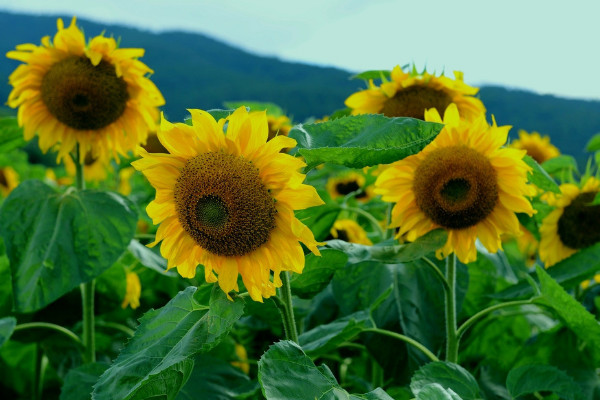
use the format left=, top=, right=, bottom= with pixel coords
left=1, top=11, right=598, bottom=160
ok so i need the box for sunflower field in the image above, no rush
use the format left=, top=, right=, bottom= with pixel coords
left=1, top=17, right=600, bottom=400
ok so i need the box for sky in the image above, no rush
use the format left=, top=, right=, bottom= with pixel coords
left=1, top=0, right=599, bottom=101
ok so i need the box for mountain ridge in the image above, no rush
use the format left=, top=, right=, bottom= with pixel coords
left=1, top=11, right=598, bottom=160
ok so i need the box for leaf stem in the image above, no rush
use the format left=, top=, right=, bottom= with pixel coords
left=279, top=271, right=299, bottom=343
left=339, top=205, right=385, bottom=240
left=421, top=256, right=450, bottom=291
left=456, top=299, right=536, bottom=340
left=95, top=320, right=136, bottom=337
left=363, top=328, right=439, bottom=362
left=13, top=322, right=82, bottom=346
left=444, top=254, right=458, bottom=363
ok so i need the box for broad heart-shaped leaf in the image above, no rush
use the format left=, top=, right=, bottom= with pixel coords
left=92, top=286, right=245, bottom=400
left=492, top=242, right=600, bottom=300
left=176, top=354, right=253, bottom=400
left=523, top=155, right=560, bottom=193
left=506, top=364, right=585, bottom=400
left=127, top=239, right=177, bottom=277
left=295, top=205, right=340, bottom=242
left=0, top=117, right=26, bottom=153
left=415, top=384, right=462, bottom=400
left=410, top=362, right=481, bottom=400
left=541, top=155, right=580, bottom=177
left=0, top=317, right=16, bottom=347
left=258, top=340, right=393, bottom=400
left=289, top=114, right=443, bottom=169
left=0, top=180, right=137, bottom=312
left=325, top=229, right=447, bottom=264
left=299, top=310, right=374, bottom=358
left=60, top=362, right=109, bottom=400
left=534, top=266, right=600, bottom=365
left=289, top=249, right=347, bottom=299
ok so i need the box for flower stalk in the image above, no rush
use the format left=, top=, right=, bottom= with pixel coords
left=279, top=271, right=299, bottom=343
left=444, top=253, right=458, bottom=363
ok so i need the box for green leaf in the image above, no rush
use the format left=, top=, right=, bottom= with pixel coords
left=176, top=354, right=252, bottom=400
left=223, top=101, right=285, bottom=117
left=415, top=384, right=462, bottom=400
left=127, top=239, right=177, bottom=277
left=325, top=229, right=447, bottom=264
left=92, top=286, right=245, bottom=400
left=585, top=133, right=600, bottom=152
left=0, top=317, right=16, bottom=347
left=493, top=242, right=600, bottom=300
left=350, top=70, right=391, bottom=81
left=535, top=266, right=600, bottom=364
left=299, top=310, right=374, bottom=358
left=0, top=180, right=137, bottom=312
left=60, top=362, right=109, bottom=400
left=289, top=249, right=347, bottom=299
left=410, top=361, right=481, bottom=400
left=541, top=155, right=579, bottom=177
left=523, top=155, right=560, bottom=193
left=0, top=117, right=26, bottom=153
left=289, top=114, right=443, bottom=169
left=258, top=340, right=393, bottom=400
left=295, top=205, right=340, bottom=242
left=506, top=364, right=585, bottom=400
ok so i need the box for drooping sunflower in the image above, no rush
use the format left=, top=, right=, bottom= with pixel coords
left=121, top=271, right=141, bottom=310
left=132, top=107, right=323, bottom=301
left=375, top=103, right=535, bottom=263
left=326, top=171, right=373, bottom=202
left=510, top=130, right=560, bottom=164
left=6, top=17, right=164, bottom=162
left=345, top=65, right=485, bottom=121
left=539, top=176, right=600, bottom=267
left=329, top=219, right=373, bottom=245
left=0, top=166, right=19, bottom=197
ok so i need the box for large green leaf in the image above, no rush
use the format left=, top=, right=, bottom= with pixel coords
left=0, top=180, right=137, bottom=312
left=127, top=239, right=177, bottom=277
left=289, top=114, right=443, bottom=169
left=585, top=133, right=600, bottom=152
left=506, top=364, right=585, bottom=400
left=0, top=317, right=16, bottom=347
left=325, top=229, right=447, bottom=264
left=92, top=286, right=245, bottom=400
left=258, top=340, right=393, bottom=400
left=0, top=117, right=26, bottom=153
left=541, top=155, right=579, bottom=177
left=289, top=249, right=347, bottom=299
left=535, top=266, right=600, bottom=364
left=410, top=362, right=481, bottom=400
left=295, top=205, right=340, bottom=242
left=523, top=155, right=560, bottom=193
left=414, top=384, right=462, bottom=400
left=176, top=354, right=253, bottom=400
left=493, top=242, right=600, bottom=300
left=60, top=362, right=109, bottom=400
left=299, top=310, right=374, bottom=358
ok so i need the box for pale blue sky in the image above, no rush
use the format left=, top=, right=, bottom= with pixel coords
left=1, top=0, right=599, bottom=100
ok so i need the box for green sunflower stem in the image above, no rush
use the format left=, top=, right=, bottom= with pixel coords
left=444, top=253, right=458, bottom=364
left=75, top=144, right=96, bottom=364
left=279, top=271, right=299, bottom=343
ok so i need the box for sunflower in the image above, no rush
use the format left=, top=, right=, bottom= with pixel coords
left=265, top=114, right=292, bottom=141
left=121, top=271, right=141, bottom=310
left=539, top=176, right=600, bottom=267
left=375, top=103, right=535, bottom=263
left=326, top=172, right=373, bottom=202
left=6, top=17, right=164, bottom=163
left=510, top=130, right=560, bottom=164
left=345, top=65, right=485, bottom=121
left=132, top=107, right=323, bottom=301
left=64, top=152, right=109, bottom=182
left=329, top=219, right=372, bottom=245
left=0, top=166, right=19, bottom=197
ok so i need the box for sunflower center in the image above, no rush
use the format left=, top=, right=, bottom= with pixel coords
left=336, top=180, right=360, bottom=196
left=521, top=144, right=549, bottom=164
left=0, top=170, right=7, bottom=188
left=381, top=86, right=452, bottom=120
left=41, top=56, right=129, bottom=130
left=557, top=191, right=600, bottom=249
left=174, top=152, right=277, bottom=257
left=413, top=146, right=498, bottom=229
